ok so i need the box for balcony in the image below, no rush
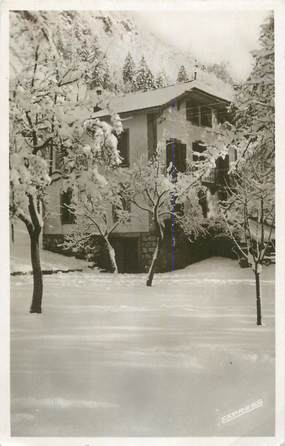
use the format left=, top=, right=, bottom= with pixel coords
left=202, top=168, right=233, bottom=189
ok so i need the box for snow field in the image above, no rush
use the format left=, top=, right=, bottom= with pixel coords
left=11, top=257, right=275, bottom=436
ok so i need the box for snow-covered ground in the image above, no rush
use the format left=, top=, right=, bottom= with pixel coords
left=10, top=222, right=89, bottom=273
left=11, top=257, right=275, bottom=437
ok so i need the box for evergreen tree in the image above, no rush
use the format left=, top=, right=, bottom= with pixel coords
left=135, top=56, right=155, bottom=91
left=72, top=34, right=110, bottom=91
left=102, top=64, right=114, bottom=91
left=177, top=64, right=189, bottom=83
left=232, top=14, right=274, bottom=164
left=155, top=70, right=170, bottom=88
left=89, top=59, right=105, bottom=89
left=214, top=14, right=275, bottom=326
left=122, top=52, right=136, bottom=91
left=77, top=38, right=97, bottom=64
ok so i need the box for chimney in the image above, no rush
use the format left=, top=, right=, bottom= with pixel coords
left=193, top=60, right=198, bottom=80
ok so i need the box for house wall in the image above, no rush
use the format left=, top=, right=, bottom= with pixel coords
left=44, top=181, right=63, bottom=235
left=156, top=100, right=236, bottom=219
left=113, top=112, right=149, bottom=234
left=43, top=96, right=233, bottom=270
left=43, top=181, right=76, bottom=252
left=157, top=101, right=220, bottom=162
left=155, top=101, right=219, bottom=218
left=85, top=228, right=231, bottom=274
left=43, top=112, right=150, bottom=251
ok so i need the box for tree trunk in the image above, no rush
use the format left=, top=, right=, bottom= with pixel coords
left=29, top=230, right=43, bottom=313
left=254, top=268, right=262, bottom=326
left=105, top=238, right=118, bottom=273
left=146, top=224, right=163, bottom=287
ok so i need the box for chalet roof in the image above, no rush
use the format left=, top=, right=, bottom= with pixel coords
left=92, top=80, right=233, bottom=118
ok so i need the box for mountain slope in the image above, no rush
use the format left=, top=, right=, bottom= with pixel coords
left=10, top=10, right=233, bottom=95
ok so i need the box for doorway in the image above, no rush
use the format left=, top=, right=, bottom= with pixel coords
left=111, top=237, right=139, bottom=273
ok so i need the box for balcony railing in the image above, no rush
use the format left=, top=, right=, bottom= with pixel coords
left=202, top=168, right=234, bottom=188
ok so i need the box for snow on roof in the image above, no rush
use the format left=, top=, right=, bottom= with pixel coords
left=92, top=80, right=233, bottom=118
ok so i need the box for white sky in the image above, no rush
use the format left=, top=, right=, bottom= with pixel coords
left=135, top=10, right=270, bottom=80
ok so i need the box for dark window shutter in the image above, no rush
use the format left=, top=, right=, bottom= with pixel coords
left=166, top=142, right=173, bottom=170
left=176, top=143, right=186, bottom=172
left=117, top=129, right=130, bottom=167
left=166, top=140, right=187, bottom=178
left=215, top=155, right=229, bottom=185
left=147, top=113, right=157, bottom=159
left=60, top=188, right=75, bottom=224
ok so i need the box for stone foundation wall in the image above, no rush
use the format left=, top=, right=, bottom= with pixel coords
left=43, top=228, right=235, bottom=273
left=140, top=225, right=235, bottom=273
left=139, top=228, right=209, bottom=273
left=140, top=233, right=157, bottom=272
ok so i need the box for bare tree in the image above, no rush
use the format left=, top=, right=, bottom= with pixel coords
left=10, top=28, right=87, bottom=313
left=214, top=14, right=275, bottom=326
left=63, top=168, right=130, bottom=273
left=220, top=158, right=274, bottom=326
left=124, top=143, right=212, bottom=286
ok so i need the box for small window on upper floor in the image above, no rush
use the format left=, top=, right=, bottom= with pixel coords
left=117, top=129, right=130, bottom=167
left=186, top=100, right=200, bottom=126
left=54, top=147, right=69, bottom=171
left=186, top=100, right=213, bottom=128
left=200, top=105, right=212, bottom=127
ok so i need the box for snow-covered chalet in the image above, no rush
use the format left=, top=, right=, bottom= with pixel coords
left=43, top=80, right=235, bottom=272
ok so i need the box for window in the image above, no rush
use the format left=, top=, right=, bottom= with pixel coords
left=60, top=188, right=75, bottom=224
left=147, top=113, right=157, bottom=159
left=112, top=196, right=131, bottom=223
left=216, top=109, right=228, bottom=124
left=186, top=100, right=213, bottom=127
left=41, top=146, right=54, bottom=175
left=117, top=129, right=130, bottom=167
left=54, top=147, right=68, bottom=171
left=55, top=148, right=61, bottom=170
left=200, top=105, right=212, bottom=127
left=166, top=140, right=187, bottom=179
left=186, top=100, right=200, bottom=126
left=192, top=141, right=206, bottom=163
